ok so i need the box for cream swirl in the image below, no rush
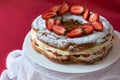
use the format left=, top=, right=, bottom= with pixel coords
left=32, top=14, right=113, bottom=48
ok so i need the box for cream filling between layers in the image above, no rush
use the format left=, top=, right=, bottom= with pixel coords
left=31, top=29, right=113, bottom=61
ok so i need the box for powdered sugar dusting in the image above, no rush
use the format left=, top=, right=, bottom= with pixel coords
left=32, top=15, right=113, bottom=48
left=32, top=16, right=46, bottom=30
left=62, top=13, right=88, bottom=24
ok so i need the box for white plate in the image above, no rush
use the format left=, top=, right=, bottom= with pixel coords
left=22, top=31, right=120, bottom=73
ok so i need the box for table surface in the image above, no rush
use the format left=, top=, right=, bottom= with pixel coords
left=0, top=0, right=120, bottom=74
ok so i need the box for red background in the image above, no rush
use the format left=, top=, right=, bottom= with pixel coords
left=0, top=0, right=120, bottom=74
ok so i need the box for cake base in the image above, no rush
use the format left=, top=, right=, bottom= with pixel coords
left=31, top=38, right=113, bottom=64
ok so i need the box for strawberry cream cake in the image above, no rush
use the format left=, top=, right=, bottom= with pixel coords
left=30, top=2, right=114, bottom=64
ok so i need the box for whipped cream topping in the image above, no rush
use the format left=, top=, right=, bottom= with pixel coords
left=32, top=14, right=113, bottom=48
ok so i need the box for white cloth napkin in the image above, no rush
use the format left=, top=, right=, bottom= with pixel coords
left=1, top=31, right=120, bottom=80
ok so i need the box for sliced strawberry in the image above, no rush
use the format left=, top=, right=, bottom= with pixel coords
left=52, top=25, right=66, bottom=35
left=82, top=54, right=90, bottom=58
left=80, top=24, right=94, bottom=34
left=73, top=54, right=81, bottom=57
left=89, top=12, right=99, bottom=22
left=55, top=19, right=61, bottom=25
left=53, top=51, right=62, bottom=56
left=70, top=5, right=84, bottom=15
left=92, top=21, right=103, bottom=31
left=46, top=18, right=55, bottom=31
left=33, top=40, right=39, bottom=46
left=47, top=50, right=53, bottom=52
left=66, top=27, right=83, bottom=38
left=83, top=8, right=90, bottom=20
left=48, top=5, right=60, bottom=12
left=42, top=11, right=57, bottom=19
left=47, top=50, right=61, bottom=56
left=59, top=2, right=69, bottom=15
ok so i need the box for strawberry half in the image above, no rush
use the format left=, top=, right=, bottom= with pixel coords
left=89, top=12, right=99, bottom=22
left=42, top=11, right=57, bottom=19
left=48, top=5, right=60, bottom=12
left=92, top=21, right=103, bottom=31
left=55, top=19, right=61, bottom=25
left=66, top=27, right=83, bottom=38
left=83, top=8, right=90, bottom=20
left=80, top=24, right=94, bottom=34
left=52, top=25, right=66, bottom=35
left=70, top=5, right=84, bottom=15
left=46, top=18, right=55, bottom=31
left=59, top=2, right=69, bottom=15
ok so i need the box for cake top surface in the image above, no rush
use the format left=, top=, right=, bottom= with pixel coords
left=31, top=2, right=113, bottom=50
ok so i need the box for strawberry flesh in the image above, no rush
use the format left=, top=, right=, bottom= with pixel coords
left=73, top=54, right=81, bottom=57
left=48, top=5, right=60, bottom=12
left=53, top=51, right=62, bottom=56
left=89, top=12, right=99, bottom=22
left=47, top=50, right=61, bottom=56
left=83, top=8, right=90, bottom=20
left=42, top=11, right=57, bottom=19
left=80, top=24, right=94, bottom=34
left=52, top=25, right=66, bottom=35
left=82, top=54, right=90, bottom=58
left=92, top=21, right=103, bottom=31
left=59, top=2, right=69, bottom=15
left=70, top=5, right=84, bottom=15
left=55, top=19, right=61, bottom=25
left=33, top=40, right=39, bottom=46
left=46, top=18, right=55, bottom=31
left=66, top=27, right=83, bottom=38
